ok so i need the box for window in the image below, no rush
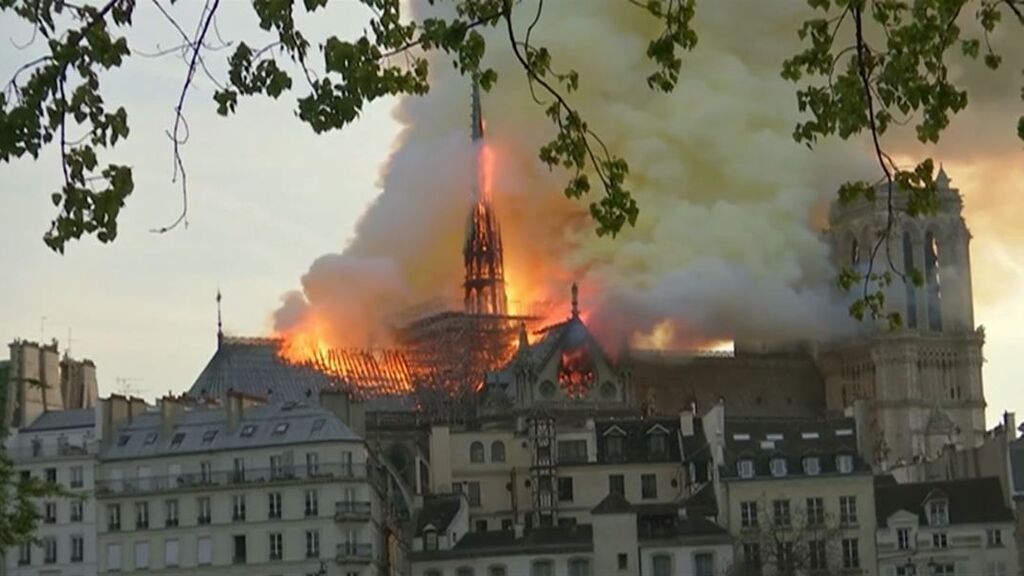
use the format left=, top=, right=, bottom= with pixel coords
left=268, top=492, right=282, bottom=519
left=933, top=532, right=948, bottom=549
left=457, top=568, right=475, bottom=576
left=144, top=432, right=157, bottom=445
left=240, top=425, right=256, bottom=437
left=165, top=499, right=179, bottom=527
left=135, top=502, right=149, bottom=529
left=635, top=474, right=656, bottom=500
left=232, top=494, right=246, bottom=521
left=197, top=497, right=211, bottom=524
left=270, top=455, right=285, bottom=478
left=606, top=435, right=625, bottom=460
left=609, top=474, right=625, bottom=496
left=618, top=554, right=628, bottom=570
left=987, top=529, right=1003, bottom=547
left=773, top=499, right=791, bottom=527
left=312, top=418, right=325, bottom=433
left=806, top=497, right=824, bottom=525
left=44, top=501, right=57, bottom=523
left=108, top=503, right=122, bottom=531
left=197, top=536, right=212, bottom=566
left=770, top=457, right=788, bottom=477
left=423, top=529, right=438, bottom=551
left=809, top=539, right=826, bottom=570
left=43, top=537, right=57, bottom=564
left=897, top=566, right=914, bottom=576
left=233, top=534, right=246, bottom=564
left=44, top=468, right=57, bottom=484
left=842, top=538, right=860, bottom=569
left=269, top=532, right=283, bottom=560
left=71, top=535, right=84, bottom=562
left=117, top=435, right=131, bottom=447
left=898, top=527, right=912, bottom=550
left=986, top=562, right=1008, bottom=576
left=306, top=452, right=320, bottom=476
left=928, top=499, right=949, bottom=526
left=164, top=539, right=179, bottom=567
left=134, top=541, right=149, bottom=570
left=566, top=557, right=591, bottom=576
left=69, top=499, right=83, bottom=522
left=107, top=543, right=122, bottom=572
left=803, top=456, right=821, bottom=475
left=558, top=439, right=588, bottom=463
left=303, top=489, right=319, bottom=516
left=305, top=530, right=320, bottom=558
left=836, top=454, right=854, bottom=474
left=170, top=433, right=185, bottom=447
left=776, top=542, right=793, bottom=572
left=932, top=564, right=955, bottom=576
left=840, top=495, right=858, bottom=525
left=532, top=560, right=555, bottom=576
left=470, top=441, right=485, bottom=463
left=273, top=422, right=289, bottom=435
left=741, top=501, right=758, bottom=527
left=691, top=553, right=713, bottom=576
left=233, top=457, right=246, bottom=482
left=742, top=543, right=761, bottom=574
left=648, top=432, right=667, bottom=458
left=558, top=477, right=575, bottom=502
left=475, top=519, right=488, bottom=532
left=71, top=465, right=84, bottom=487
left=202, top=429, right=218, bottom=444
left=489, top=565, right=508, bottom=576
left=200, top=460, right=212, bottom=483
left=652, top=554, right=672, bottom=576
left=491, top=440, right=506, bottom=462
left=737, top=459, right=755, bottom=478
left=32, top=438, right=42, bottom=456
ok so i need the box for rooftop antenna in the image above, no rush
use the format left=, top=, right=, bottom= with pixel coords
left=216, top=289, right=224, bottom=348
left=65, top=327, right=77, bottom=357
left=115, top=377, right=142, bottom=397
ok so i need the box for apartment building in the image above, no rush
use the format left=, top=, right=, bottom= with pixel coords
left=3, top=409, right=100, bottom=576
left=875, top=476, right=1017, bottom=576
left=710, top=409, right=878, bottom=575
left=94, top=392, right=384, bottom=576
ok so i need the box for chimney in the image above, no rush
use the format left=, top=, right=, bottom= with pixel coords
left=1004, top=412, right=1016, bottom=439
left=679, top=406, right=695, bottom=437
left=513, top=523, right=524, bottom=540
left=160, top=395, right=185, bottom=438
left=102, top=394, right=132, bottom=441
left=319, top=388, right=365, bottom=438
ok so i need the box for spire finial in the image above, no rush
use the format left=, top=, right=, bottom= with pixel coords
left=936, top=163, right=950, bottom=188
left=471, top=79, right=484, bottom=142
left=216, top=289, right=223, bottom=348
left=571, top=282, right=579, bottom=318
left=518, top=321, right=529, bottom=351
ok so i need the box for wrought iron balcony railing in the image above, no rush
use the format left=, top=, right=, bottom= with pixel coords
left=96, top=463, right=365, bottom=496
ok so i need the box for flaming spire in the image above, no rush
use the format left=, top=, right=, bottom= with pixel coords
left=464, top=80, right=508, bottom=315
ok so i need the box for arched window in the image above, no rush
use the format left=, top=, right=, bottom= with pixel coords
left=568, top=557, right=592, bottom=576
left=652, top=554, right=673, bottom=576
left=470, top=441, right=485, bottom=464
left=903, top=232, right=919, bottom=329
left=490, top=441, right=506, bottom=463
left=924, top=231, right=943, bottom=331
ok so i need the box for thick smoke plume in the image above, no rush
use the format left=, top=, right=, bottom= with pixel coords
left=274, top=0, right=1021, bottom=351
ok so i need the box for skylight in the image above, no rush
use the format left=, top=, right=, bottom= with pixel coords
left=801, top=432, right=820, bottom=439
left=202, top=430, right=218, bottom=444
left=835, top=429, right=854, bottom=437
left=170, top=433, right=185, bottom=448
left=117, top=435, right=130, bottom=447
left=766, top=433, right=784, bottom=441
left=273, top=423, right=290, bottom=435
left=732, top=433, right=751, bottom=441
left=240, top=425, right=256, bottom=438
left=144, top=433, right=158, bottom=445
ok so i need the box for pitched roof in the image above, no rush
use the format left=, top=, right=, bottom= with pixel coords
left=591, top=492, right=634, bottom=515
left=593, top=417, right=707, bottom=464
left=721, top=416, right=867, bottom=479
left=22, top=408, right=95, bottom=431
left=875, top=477, right=1014, bottom=526
left=416, top=494, right=463, bottom=534
left=99, top=402, right=360, bottom=461
left=1009, top=437, right=1024, bottom=498
left=410, top=525, right=593, bottom=560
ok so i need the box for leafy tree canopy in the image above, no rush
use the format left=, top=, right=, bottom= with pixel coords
left=1, top=0, right=1022, bottom=324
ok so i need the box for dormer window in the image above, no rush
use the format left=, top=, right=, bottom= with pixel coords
left=770, top=458, right=788, bottom=477
left=424, top=528, right=438, bottom=551
left=648, top=432, right=667, bottom=459
left=928, top=499, right=949, bottom=526
left=240, top=425, right=256, bottom=437
left=606, top=436, right=625, bottom=460
left=836, top=454, right=854, bottom=474
left=737, top=459, right=755, bottom=479
left=803, top=457, right=821, bottom=476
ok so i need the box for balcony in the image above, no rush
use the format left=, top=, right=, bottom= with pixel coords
left=96, top=462, right=365, bottom=497
left=9, top=443, right=97, bottom=460
left=335, top=543, right=372, bottom=564
left=335, top=501, right=372, bottom=521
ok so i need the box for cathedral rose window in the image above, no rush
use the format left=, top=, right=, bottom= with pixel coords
left=558, top=347, right=596, bottom=398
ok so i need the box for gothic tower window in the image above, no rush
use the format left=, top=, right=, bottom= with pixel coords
left=850, top=236, right=861, bottom=267
left=925, top=231, right=943, bottom=331
left=902, top=232, right=918, bottom=329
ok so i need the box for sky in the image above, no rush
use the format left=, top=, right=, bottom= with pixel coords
left=0, top=1, right=1021, bottom=426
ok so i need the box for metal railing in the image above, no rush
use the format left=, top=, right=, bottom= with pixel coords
left=334, top=501, right=372, bottom=519
left=5, top=443, right=97, bottom=460
left=96, top=463, right=365, bottom=496
left=335, top=543, right=372, bottom=563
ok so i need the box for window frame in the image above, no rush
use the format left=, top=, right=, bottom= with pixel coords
left=470, top=441, right=485, bottom=463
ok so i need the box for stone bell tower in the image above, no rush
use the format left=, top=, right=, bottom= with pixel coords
left=820, top=168, right=985, bottom=467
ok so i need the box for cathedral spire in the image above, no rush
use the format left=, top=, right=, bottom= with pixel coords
left=463, top=79, right=508, bottom=316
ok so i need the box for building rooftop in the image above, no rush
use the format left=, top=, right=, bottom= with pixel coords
left=99, top=402, right=360, bottom=461
left=410, top=526, right=593, bottom=561
left=720, top=416, right=868, bottom=479
left=22, top=408, right=96, bottom=431
left=416, top=494, right=463, bottom=534
left=875, top=476, right=1014, bottom=527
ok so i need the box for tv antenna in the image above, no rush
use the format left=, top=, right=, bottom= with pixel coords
left=115, top=377, right=143, bottom=397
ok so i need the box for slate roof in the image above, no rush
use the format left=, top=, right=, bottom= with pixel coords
left=638, top=514, right=729, bottom=541
left=591, top=492, right=634, bottom=515
left=721, top=416, right=868, bottom=479
left=1009, top=437, right=1024, bottom=498
left=681, top=481, right=718, bottom=517
left=416, top=494, right=463, bottom=534
left=22, top=408, right=95, bottom=431
left=875, top=477, right=1014, bottom=527
left=99, top=402, right=360, bottom=461
left=410, top=526, right=593, bottom=560
left=593, top=417, right=704, bottom=464
left=186, top=337, right=416, bottom=411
